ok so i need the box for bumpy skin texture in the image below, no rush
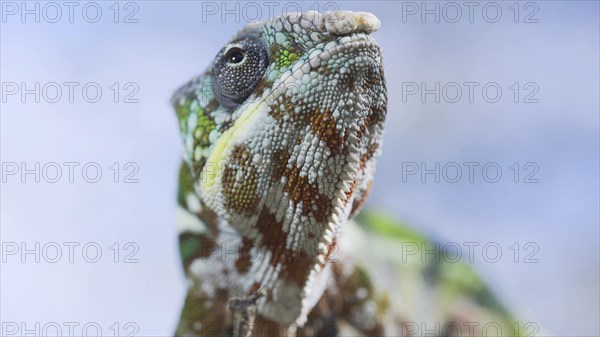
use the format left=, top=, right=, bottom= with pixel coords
left=172, top=10, right=385, bottom=333
left=173, top=11, right=523, bottom=337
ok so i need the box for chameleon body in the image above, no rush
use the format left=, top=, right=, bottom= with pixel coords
left=172, top=11, right=524, bottom=337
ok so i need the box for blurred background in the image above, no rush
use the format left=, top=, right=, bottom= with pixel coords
left=1, top=1, right=598, bottom=336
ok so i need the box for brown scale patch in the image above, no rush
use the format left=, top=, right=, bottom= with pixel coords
left=254, top=77, right=274, bottom=99
left=318, top=66, right=332, bottom=77
left=266, top=288, right=274, bottom=302
left=349, top=180, right=373, bottom=218
left=344, top=178, right=359, bottom=203
left=267, top=94, right=344, bottom=157
left=205, top=98, right=219, bottom=114
left=321, top=237, right=338, bottom=267
left=255, top=206, right=316, bottom=288
left=358, top=119, right=370, bottom=143
left=342, top=126, right=351, bottom=142
left=347, top=73, right=357, bottom=92
left=222, top=145, right=260, bottom=214
left=313, top=194, right=331, bottom=223
left=249, top=282, right=261, bottom=294
left=219, top=119, right=233, bottom=133
left=255, top=207, right=287, bottom=265
left=269, top=43, right=281, bottom=59
left=284, top=166, right=331, bottom=223
left=271, top=148, right=291, bottom=181
left=353, top=126, right=365, bottom=143
left=308, top=108, right=344, bottom=156
left=357, top=101, right=384, bottom=143
left=279, top=249, right=313, bottom=288
left=367, top=105, right=386, bottom=128
left=362, top=77, right=374, bottom=93
left=360, top=143, right=379, bottom=169
left=197, top=201, right=220, bottom=236
left=235, top=237, right=254, bottom=274
left=268, top=94, right=294, bottom=124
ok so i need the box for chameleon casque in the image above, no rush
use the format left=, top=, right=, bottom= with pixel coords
left=171, top=10, right=524, bottom=337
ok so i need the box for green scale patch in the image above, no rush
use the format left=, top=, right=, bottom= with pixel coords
left=274, top=47, right=300, bottom=69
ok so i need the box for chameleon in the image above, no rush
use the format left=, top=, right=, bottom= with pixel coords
left=171, top=10, right=528, bottom=337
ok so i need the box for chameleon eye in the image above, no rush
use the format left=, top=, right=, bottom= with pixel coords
left=212, top=39, right=269, bottom=110
left=226, top=47, right=245, bottom=64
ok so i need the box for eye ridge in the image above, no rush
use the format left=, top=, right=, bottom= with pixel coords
left=226, top=47, right=245, bottom=64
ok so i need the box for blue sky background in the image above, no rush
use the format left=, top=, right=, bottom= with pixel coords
left=1, top=1, right=599, bottom=336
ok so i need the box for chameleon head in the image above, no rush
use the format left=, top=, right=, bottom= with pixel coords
left=172, top=10, right=387, bottom=325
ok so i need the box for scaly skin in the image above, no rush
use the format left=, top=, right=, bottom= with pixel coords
left=172, top=11, right=526, bottom=337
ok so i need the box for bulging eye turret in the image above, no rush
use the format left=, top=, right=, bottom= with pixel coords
left=212, top=39, right=269, bottom=110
